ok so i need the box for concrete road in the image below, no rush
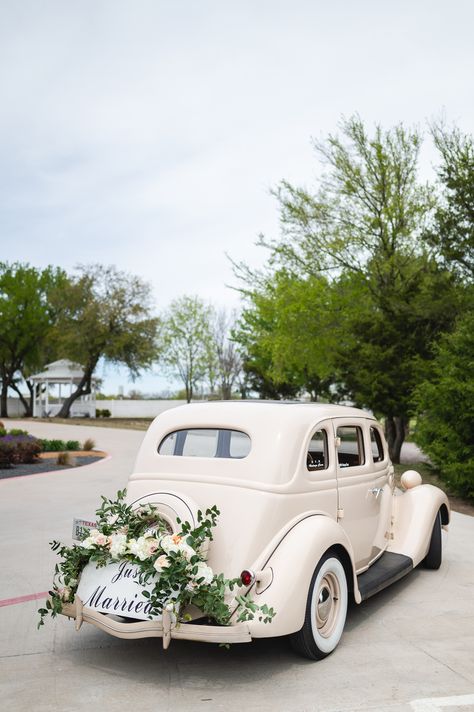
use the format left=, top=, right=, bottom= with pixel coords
left=0, top=420, right=473, bottom=712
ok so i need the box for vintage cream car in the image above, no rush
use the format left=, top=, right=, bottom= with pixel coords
left=63, top=401, right=450, bottom=659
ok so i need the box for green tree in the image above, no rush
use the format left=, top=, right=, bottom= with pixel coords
left=428, top=124, right=474, bottom=278
left=0, top=262, right=67, bottom=417
left=334, top=263, right=460, bottom=458
left=52, top=264, right=158, bottom=418
left=414, top=308, right=474, bottom=499
left=158, top=296, right=213, bottom=403
left=235, top=116, right=460, bottom=461
left=235, top=271, right=338, bottom=401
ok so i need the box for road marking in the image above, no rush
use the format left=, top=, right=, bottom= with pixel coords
left=0, top=591, right=49, bottom=607
left=410, top=694, right=474, bottom=711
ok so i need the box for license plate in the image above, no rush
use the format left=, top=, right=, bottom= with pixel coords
left=72, top=517, right=96, bottom=541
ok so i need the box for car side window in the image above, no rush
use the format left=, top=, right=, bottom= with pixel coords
left=307, top=429, right=328, bottom=471
left=370, top=426, right=385, bottom=463
left=337, top=426, right=365, bottom=468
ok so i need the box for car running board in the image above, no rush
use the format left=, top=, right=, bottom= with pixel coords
left=357, top=551, right=413, bottom=601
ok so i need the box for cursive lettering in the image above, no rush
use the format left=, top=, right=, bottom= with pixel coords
left=84, top=585, right=156, bottom=617
left=110, top=561, right=140, bottom=584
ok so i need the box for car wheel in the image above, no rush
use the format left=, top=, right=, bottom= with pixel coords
left=423, top=511, right=442, bottom=570
left=290, top=552, right=348, bottom=660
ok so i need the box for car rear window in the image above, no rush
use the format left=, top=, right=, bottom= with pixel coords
left=158, top=428, right=251, bottom=459
left=307, top=429, right=328, bottom=471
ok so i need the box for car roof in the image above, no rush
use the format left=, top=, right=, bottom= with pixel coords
left=154, top=400, right=374, bottom=429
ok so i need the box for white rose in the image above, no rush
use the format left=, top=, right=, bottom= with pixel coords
left=176, top=542, right=194, bottom=561
left=192, top=562, right=214, bottom=585
left=108, top=533, right=128, bottom=559
left=127, top=537, right=146, bottom=561
left=160, top=534, right=180, bottom=554
left=128, top=536, right=156, bottom=561
left=80, top=536, right=94, bottom=549
left=161, top=534, right=196, bottom=561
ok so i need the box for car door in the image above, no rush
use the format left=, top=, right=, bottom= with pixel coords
left=332, top=418, right=390, bottom=571
left=304, top=420, right=338, bottom=519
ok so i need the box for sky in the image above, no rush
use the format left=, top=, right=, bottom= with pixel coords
left=1, top=0, right=473, bottom=394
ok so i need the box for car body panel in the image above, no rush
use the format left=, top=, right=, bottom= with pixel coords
left=63, top=401, right=451, bottom=646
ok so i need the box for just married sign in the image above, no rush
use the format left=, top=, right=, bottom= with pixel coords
left=77, top=561, right=161, bottom=621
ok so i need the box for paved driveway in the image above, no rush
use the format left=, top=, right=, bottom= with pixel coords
left=0, top=421, right=473, bottom=712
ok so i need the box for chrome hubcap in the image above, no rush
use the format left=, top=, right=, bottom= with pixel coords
left=316, top=572, right=341, bottom=638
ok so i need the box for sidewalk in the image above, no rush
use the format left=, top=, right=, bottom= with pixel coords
left=0, top=421, right=473, bottom=712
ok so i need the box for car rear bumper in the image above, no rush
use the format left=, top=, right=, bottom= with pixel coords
left=60, top=596, right=252, bottom=647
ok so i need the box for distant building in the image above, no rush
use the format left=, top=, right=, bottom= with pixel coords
left=30, top=360, right=98, bottom=418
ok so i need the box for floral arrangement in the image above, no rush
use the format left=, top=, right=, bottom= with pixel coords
left=38, top=489, right=275, bottom=630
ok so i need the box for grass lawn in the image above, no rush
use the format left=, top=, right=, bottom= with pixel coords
left=34, top=417, right=154, bottom=431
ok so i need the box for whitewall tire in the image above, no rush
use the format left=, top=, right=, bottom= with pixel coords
left=290, top=553, right=348, bottom=660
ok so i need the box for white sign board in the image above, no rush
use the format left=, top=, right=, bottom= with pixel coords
left=77, top=561, right=161, bottom=621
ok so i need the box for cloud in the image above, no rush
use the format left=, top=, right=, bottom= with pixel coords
left=1, top=0, right=473, bottom=390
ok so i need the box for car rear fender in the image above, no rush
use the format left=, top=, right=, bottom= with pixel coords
left=389, top=484, right=450, bottom=567
left=242, top=513, right=359, bottom=638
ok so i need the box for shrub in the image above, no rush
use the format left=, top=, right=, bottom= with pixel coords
left=82, top=438, right=96, bottom=451
left=8, top=428, right=29, bottom=436
left=0, top=439, right=15, bottom=467
left=40, top=439, right=67, bottom=452
left=15, top=436, right=42, bottom=463
left=56, top=452, right=76, bottom=467
left=96, top=408, right=111, bottom=418
left=0, top=434, right=42, bottom=465
left=0, top=428, right=6, bottom=437
left=66, top=440, right=81, bottom=451
left=414, top=311, right=474, bottom=500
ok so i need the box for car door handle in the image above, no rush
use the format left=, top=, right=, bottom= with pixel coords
left=369, top=487, right=383, bottom=498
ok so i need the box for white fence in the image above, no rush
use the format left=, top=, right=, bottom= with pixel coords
left=3, top=398, right=190, bottom=419
left=97, top=399, right=188, bottom=418
left=5, top=398, right=28, bottom=418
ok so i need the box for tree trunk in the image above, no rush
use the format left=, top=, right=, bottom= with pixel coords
left=385, top=415, right=407, bottom=464
left=185, top=380, right=192, bottom=403
left=0, top=382, right=8, bottom=418
left=9, top=382, right=32, bottom=417
left=221, top=385, right=231, bottom=400
left=56, top=373, right=91, bottom=418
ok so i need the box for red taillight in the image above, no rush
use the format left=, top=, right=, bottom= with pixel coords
left=240, top=569, right=255, bottom=587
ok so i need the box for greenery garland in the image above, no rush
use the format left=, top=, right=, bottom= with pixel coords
left=38, top=489, right=275, bottom=630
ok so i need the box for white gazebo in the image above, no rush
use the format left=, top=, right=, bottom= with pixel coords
left=30, top=360, right=98, bottom=418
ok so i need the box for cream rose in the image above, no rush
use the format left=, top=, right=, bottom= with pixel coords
left=153, top=554, right=170, bottom=573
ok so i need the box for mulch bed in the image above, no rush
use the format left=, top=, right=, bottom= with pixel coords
left=0, top=455, right=104, bottom=480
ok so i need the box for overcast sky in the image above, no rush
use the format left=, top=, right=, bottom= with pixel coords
left=1, top=1, right=473, bottom=394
